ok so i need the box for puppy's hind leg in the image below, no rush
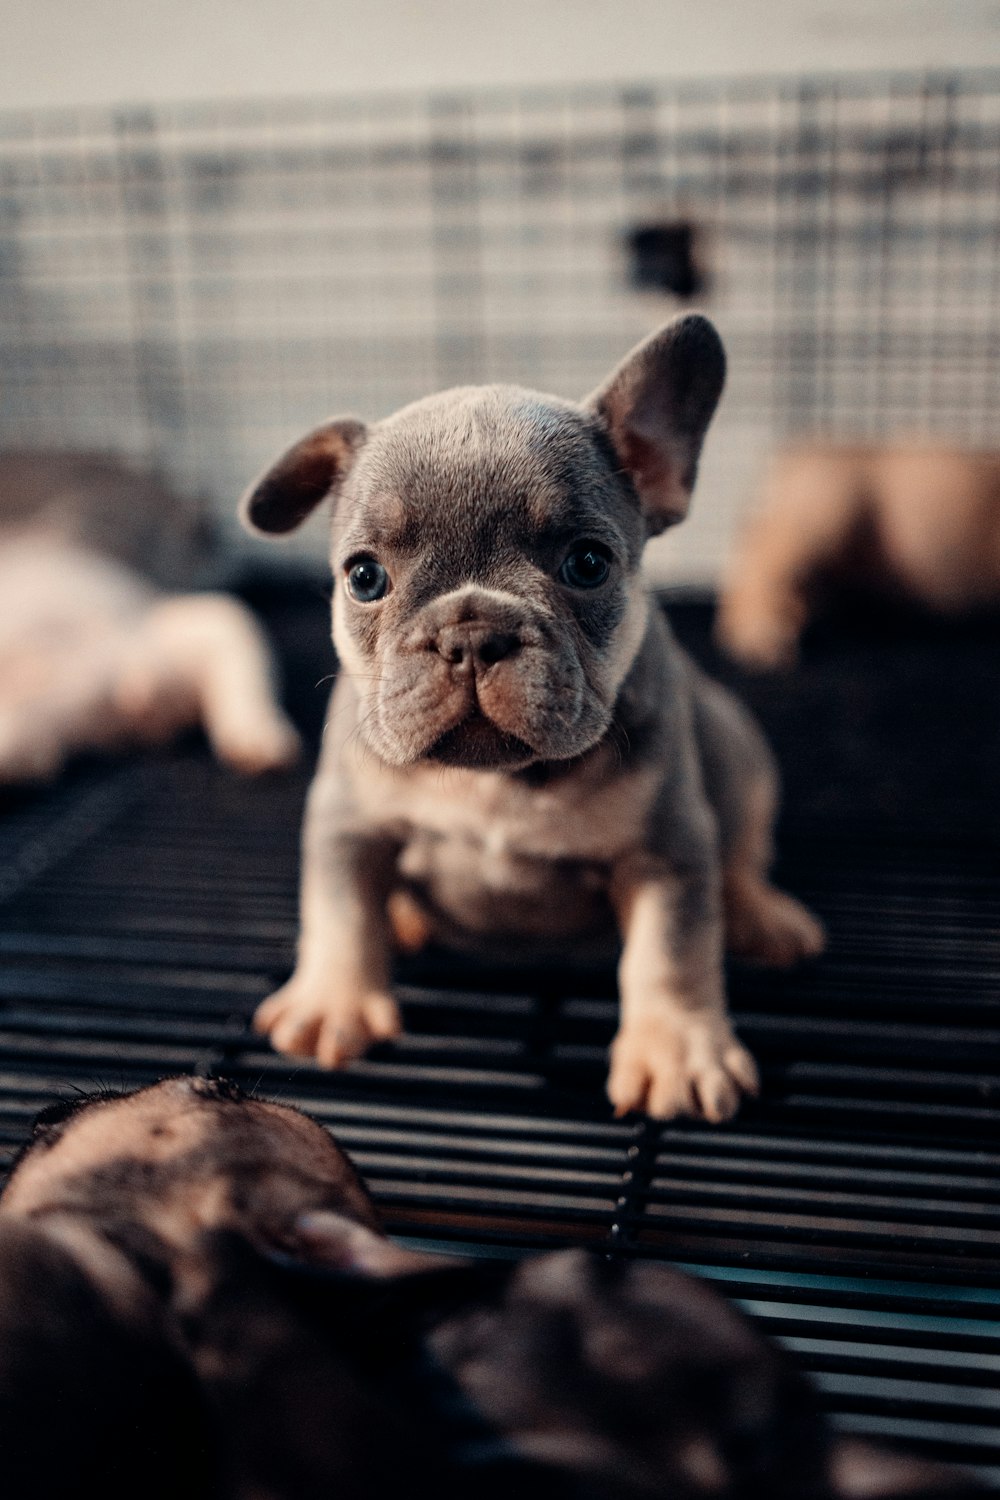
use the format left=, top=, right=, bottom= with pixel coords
left=690, top=665, right=824, bottom=967
left=386, top=888, right=434, bottom=955
left=127, top=595, right=301, bottom=773
left=722, top=767, right=825, bottom=967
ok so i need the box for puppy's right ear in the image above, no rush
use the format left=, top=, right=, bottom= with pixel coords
left=239, top=418, right=368, bottom=536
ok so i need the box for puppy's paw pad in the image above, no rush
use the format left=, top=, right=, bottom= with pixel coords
left=608, top=1018, right=758, bottom=1124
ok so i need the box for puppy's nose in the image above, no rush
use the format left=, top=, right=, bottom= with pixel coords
left=432, top=622, right=521, bottom=670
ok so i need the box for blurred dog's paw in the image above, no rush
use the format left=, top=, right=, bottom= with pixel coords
left=0, top=718, right=64, bottom=783
left=714, top=601, right=800, bottom=672
left=213, top=712, right=302, bottom=775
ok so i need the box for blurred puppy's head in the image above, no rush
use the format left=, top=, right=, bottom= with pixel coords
left=2, top=1075, right=377, bottom=1279
left=240, top=316, right=725, bottom=770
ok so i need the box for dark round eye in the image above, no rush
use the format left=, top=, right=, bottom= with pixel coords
left=559, top=542, right=612, bottom=590
left=345, top=556, right=390, bottom=603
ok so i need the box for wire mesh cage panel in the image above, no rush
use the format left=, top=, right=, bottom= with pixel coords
left=1, top=70, right=999, bottom=581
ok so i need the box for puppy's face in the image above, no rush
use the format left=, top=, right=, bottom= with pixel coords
left=328, top=390, right=650, bottom=769
left=1, top=1077, right=377, bottom=1258
left=241, top=316, right=726, bottom=770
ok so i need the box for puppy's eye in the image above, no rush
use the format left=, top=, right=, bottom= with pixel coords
left=559, top=542, right=612, bottom=590
left=345, top=555, right=390, bottom=603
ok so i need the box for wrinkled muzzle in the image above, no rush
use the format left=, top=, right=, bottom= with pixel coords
left=365, top=587, right=610, bottom=769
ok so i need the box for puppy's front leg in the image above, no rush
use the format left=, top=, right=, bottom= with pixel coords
left=254, top=807, right=402, bottom=1068
left=609, top=852, right=759, bottom=1122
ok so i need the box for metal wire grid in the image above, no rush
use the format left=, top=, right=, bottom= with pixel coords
left=1, top=753, right=1000, bottom=1477
left=0, top=590, right=998, bottom=1478
left=2, top=70, right=1000, bottom=581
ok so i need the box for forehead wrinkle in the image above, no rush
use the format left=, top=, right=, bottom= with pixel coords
left=331, top=490, right=420, bottom=562
left=338, top=385, right=643, bottom=569
left=365, top=392, right=588, bottom=501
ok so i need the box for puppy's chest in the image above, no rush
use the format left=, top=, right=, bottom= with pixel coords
left=355, top=760, right=657, bottom=874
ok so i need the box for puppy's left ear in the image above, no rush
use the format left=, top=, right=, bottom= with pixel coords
left=587, top=313, right=726, bottom=535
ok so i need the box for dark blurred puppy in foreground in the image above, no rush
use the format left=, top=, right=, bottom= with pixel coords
left=717, top=443, right=1000, bottom=670
left=0, top=452, right=299, bottom=781
left=0, top=1077, right=979, bottom=1500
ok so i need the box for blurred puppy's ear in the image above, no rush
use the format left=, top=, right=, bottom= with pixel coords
left=239, top=418, right=368, bottom=535
left=586, top=313, right=725, bottom=534
left=830, top=1438, right=983, bottom=1499
left=259, top=1212, right=510, bottom=1344
left=292, top=1210, right=440, bottom=1276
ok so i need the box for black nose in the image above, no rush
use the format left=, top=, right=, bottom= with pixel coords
left=432, top=623, right=521, bottom=669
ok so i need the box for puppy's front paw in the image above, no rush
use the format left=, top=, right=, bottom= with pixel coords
left=254, top=978, right=402, bottom=1067
left=608, top=1013, right=759, bottom=1123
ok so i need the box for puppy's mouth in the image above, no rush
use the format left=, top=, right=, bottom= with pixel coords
left=426, top=710, right=536, bottom=770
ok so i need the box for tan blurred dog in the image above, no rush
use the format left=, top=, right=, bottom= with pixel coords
left=0, top=452, right=299, bottom=780
left=717, top=443, right=1000, bottom=670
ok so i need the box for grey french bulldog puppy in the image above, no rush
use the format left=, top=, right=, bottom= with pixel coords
left=240, top=315, right=824, bottom=1121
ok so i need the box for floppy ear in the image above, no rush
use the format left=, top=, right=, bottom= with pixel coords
left=587, top=313, right=726, bottom=535
left=239, top=417, right=368, bottom=536
left=291, top=1210, right=439, bottom=1277
left=261, top=1212, right=512, bottom=1338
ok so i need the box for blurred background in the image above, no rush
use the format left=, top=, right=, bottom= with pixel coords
left=3, top=0, right=999, bottom=583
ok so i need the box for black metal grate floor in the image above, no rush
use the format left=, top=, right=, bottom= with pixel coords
left=0, top=589, right=999, bottom=1480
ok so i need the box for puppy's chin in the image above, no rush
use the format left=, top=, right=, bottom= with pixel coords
left=425, top=712, right=537, bottom=771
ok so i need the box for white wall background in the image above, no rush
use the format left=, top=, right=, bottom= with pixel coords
left=2, top=0, right=999, bottom=113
